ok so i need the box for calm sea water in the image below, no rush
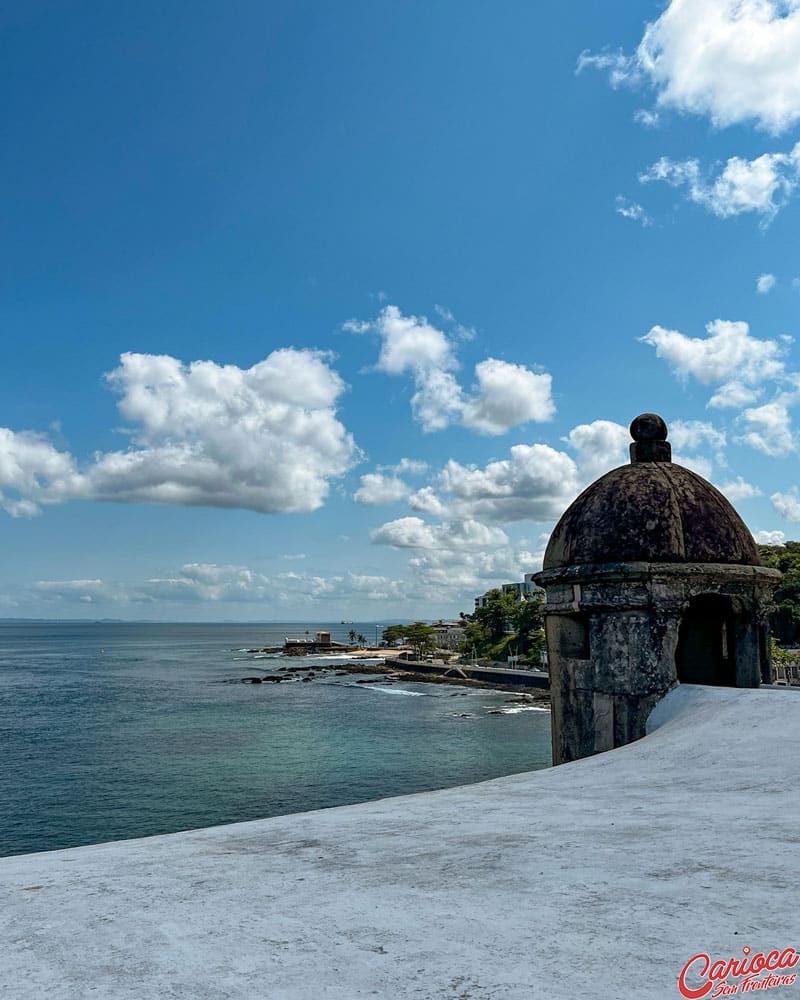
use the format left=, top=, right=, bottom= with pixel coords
left=0, top=621, right=551, bottom=858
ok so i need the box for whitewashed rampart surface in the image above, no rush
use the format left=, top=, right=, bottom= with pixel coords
left=1, top=684, right=798, bottom=999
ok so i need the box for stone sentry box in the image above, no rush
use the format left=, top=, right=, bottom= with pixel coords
left=534, top=414, right=781, bottom=766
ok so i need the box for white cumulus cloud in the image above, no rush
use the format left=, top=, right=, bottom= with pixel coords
left=638, top=0, right=800, bottom=134
left=640, top=319, right=785, bottom=407
left=564, top=420, right=630, bottom=479
left=640, top=145, right=800, bottom=223
left=410, top=368, right=465, bottom=432
left=353, top=473, right=409, bottom=506
left=737, top=402, right=795, bottom=456
left=439, top=444, right=581, bottom=523
left=708, top=381, right=764, bottom=410
left=582, top=0, right=800, bottom=134
left=0, top=428, right=79, bottom=517
left=772, top=489, right=800, bottom=520
left=757, top=273, right=777, bottom=294
left=717, top=477, right=762, bottom=502
left=672, top=453, right=714, bottom=479
left=407, top=546, right=539, bottom=593
left=371, top=304, right=457, bottom=376
left=576, top=49, right=639, bottom=88
left=371, top=516, right=508, bottom=550
left=462, top=359, right=555, bottom=435
left=381, top=458, right=428, bottom=475
left=754, top=529, right=786, bottom=545
left=31, top=563, right=410, bottom=609
left=669, top=420, right=727, bottom=462
left=349, top=305, right=555, bottom=435
left=141, top=563, right=261, bottom=603
left=397, top=424, right=624, bottom=531
left=634, top=108, right=661, bottom=128
left=407, top=487, right=445, bottom=516
left=0, top=349, right=358, bottom=517
left=615, top=196, right=652, bottom=225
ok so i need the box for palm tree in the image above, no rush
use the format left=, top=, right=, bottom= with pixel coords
left=348, top=630, right=357, bottom=645
left=357, top=633, right=367, bottom=646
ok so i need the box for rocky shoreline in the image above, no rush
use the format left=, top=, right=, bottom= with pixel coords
left=236, top=658, right=551, bottom=706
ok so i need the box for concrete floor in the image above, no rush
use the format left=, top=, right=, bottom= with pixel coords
left=1, top=684, right=798, bottom=999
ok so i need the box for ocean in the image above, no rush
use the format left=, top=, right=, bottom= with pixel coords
left=0, top=621, right=551, bottom=858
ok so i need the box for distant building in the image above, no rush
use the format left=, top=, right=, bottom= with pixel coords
left=430, top=620, right=466, bottom=648
left=522, top=573, right=542, bottom=598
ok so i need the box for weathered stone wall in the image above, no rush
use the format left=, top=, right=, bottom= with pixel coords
left=536, top=562, right=780, bottom=764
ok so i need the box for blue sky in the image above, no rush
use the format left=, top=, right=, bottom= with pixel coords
left=3, top=0, right=800, bottom=620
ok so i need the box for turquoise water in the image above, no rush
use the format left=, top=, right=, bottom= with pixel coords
left=0, top=622, right=551, bottom=857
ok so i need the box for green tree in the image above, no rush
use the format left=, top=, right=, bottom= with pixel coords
left=381, top=624, right=407, bottom=646
left=473, top=589, right=521, bottom=645
left=770, top=636, right=798, bottom=669
left=404, top=622, right=436, bottom=659
left=459, top=591, right=546, bottom=662
left=357, top=633, right=367, bottom=646
left=769, top=636, right=800, bottom=686
left=516, top=595, right=544, bottom=641
left=515, top=594, right=546, bottom=660
left=758, top=542, right=800, bottom=644
left=461, top=619, right=490, bottom=657
left=348, top=629, right=357, bottom=645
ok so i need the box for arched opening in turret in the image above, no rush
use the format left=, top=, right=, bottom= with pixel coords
left=676, top=595, right=737, bottom=686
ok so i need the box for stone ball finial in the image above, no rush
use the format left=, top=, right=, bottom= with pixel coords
left=630, top=413, right=668, bottom=442
left=629, top=412, right=671, bottom=463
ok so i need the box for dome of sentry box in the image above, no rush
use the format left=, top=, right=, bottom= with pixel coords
left=543, top=412, right=760, bottom=571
